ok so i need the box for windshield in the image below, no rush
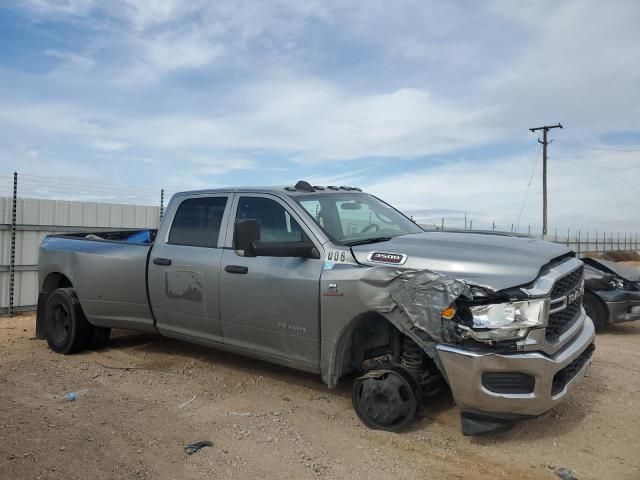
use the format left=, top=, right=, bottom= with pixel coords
left=296, top=193, right=423, bottom=245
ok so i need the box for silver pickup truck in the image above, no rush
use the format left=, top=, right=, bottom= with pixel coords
left=36, top=181, right=595, bottom=435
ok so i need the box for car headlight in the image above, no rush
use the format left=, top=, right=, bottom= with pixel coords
left=608, top=278, right=625, bottom=290
left=462, top=299, right=546, bottom=341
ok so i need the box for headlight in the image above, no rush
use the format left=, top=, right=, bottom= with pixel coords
left=608, top=278, right=625, bottom=290
left=463, top=299, right=546, bottom=341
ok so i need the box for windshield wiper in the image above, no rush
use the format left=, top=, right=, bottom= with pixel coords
left=344, top=237, right=393, bottom=247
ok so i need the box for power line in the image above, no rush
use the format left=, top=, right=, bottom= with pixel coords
left=516, top=144, right=541, bottom=230
left=552, top=160, right=636, bottom=207
left=552, top=156, right=638, bottom=192
left=556, top=133, right=640, bottom=153
left=553, top=143, right=640, bottom=169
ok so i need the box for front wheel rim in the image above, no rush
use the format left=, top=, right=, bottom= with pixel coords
left=353, top=370, right=417, bottom=429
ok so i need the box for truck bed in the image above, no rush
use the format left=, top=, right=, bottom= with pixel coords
left=53, top=229, right=157, bottom=244
left=39, top=229, right=158, bottom=331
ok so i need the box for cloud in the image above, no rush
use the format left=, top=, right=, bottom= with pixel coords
left=17, top=0, right=96, bottom=17
left=44, top=49, right=96, bottom=70
left=367, top=147, right=640, bottom=233
left=190, top=156, right=256, bottom=175
left=92, top=139, right=128, bottom=151
left=131, top=30, right=225, bottom=79
left=3, top=0, right=640, bottom=233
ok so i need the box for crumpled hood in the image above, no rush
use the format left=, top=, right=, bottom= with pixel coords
left=350, top=231, right=573, bottom=291
left=582, top=257, right=640, bottom=282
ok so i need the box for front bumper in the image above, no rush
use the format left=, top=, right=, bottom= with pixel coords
left=597, top=290, right=640, bottom=324
left=436, top=317, right=595, bottom=421
left=607, top=300, right=640, bottom=324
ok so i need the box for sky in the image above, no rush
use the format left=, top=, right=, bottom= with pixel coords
left=1, top=0, right=639, bottom=234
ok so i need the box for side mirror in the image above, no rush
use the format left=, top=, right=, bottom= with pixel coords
left=234, top=219, right=260, bottom=252
left=249, top=241, right=320, bottom=259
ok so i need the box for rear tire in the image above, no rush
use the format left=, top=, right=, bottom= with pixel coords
left=583, top=291, right=607, bottom=332
left=44, top=288, right=92, bottom=354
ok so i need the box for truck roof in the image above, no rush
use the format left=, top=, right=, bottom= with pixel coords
left=172, top=180, right=364, bottom=198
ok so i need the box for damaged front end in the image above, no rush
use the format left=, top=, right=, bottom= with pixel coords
left=324, top=255, right=595, bottom=435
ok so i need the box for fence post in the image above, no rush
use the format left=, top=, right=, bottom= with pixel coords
left=9, top=172, right=17, bottom=317
left=469, top=220, right=473, bottom=230
left=586, top=231, right=589, bottom=254
left=492, top=221, right=495, bottom=231
left=160, top=189, right=165, bottom=221
left=566, top=229, right=570, bottom=247
left=555, top=227, right=558, bottom=242
left=618, top=232, right=620, bottom=250
left=577, top=230, right=581, bottom=256
left=528, top=224, right=531, bottom=235
left=441, top=218, right=444, bottom=230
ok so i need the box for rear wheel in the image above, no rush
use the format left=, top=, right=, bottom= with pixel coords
left=583, top=291, right=608, bottom=331
left=352, top=365, right=421, bottom=432
left=44, top=288, right=92, bottom=354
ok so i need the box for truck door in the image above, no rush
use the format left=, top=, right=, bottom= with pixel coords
left=220, top=194, right=322, bottom=368
left=148, top=194, right=231, bottom=343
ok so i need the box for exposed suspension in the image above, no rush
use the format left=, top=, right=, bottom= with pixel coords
left=400, top=336, right=424, bottom=379
left=400, top=336, right=446, bottom=398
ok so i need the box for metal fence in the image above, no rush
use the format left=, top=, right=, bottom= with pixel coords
left=1, top=173, right=161, bottom=315
left=3, top=170, right=639, bottom=314
left=550, top=230, right=639, bottom=257
left=423, top=218, right=639, bottom=258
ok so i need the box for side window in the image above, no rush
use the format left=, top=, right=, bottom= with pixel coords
left=299, top=200, right=324, bottom=227
left=168, top=197, right=228, bottom=248
left=236, top=197, right=304, bottom=243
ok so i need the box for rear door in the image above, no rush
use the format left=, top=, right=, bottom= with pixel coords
left=148, top=194, right=232, bottom=342
left=220, top=194, right=323, bottom=367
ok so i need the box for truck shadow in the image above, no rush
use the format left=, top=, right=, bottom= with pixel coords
left=599, top=323, right=640, bottom=336
left=104, top=329, right=456, bottom=413
left=103, top=330, right=597, bottom=440
left=106, top=330, right=338, bottom=396
left=469, top=373, right=604, bottom=443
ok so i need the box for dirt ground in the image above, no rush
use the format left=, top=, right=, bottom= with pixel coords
left=1, top=313, right=639, bottom=480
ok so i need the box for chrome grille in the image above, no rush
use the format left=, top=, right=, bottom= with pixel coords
left=550, top=265, right=583, bottom=298
left=546, top=265, right=584, bottom=343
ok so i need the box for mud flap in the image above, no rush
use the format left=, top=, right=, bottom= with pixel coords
left=460, top=410, right=533, bottom=436
left=35, top=292, right=47, bottom=340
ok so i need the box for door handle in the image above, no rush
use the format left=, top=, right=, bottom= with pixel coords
left=153, top=257, right=172, bottom=266
left=225, top=265, right=248, bottom=274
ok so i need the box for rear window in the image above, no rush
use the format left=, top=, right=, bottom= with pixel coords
left=168, top=197, right=227, bottom=248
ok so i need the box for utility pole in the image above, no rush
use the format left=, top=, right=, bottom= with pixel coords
left=529, top=123, right=563, bottom=239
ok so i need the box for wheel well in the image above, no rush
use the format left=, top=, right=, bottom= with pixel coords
left=331, top=311, right=411, bottom=384
left=42, top=272, right=73, bottom=294
left=584, top=289, right=609, bottom=321
left=330, top=311, right=446, bottom=394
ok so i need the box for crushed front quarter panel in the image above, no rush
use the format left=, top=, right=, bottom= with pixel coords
left=319, top=263, right=472, bottom=387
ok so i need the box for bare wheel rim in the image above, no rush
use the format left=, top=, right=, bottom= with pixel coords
left=50, top=303, right=71, bottom=344
left=354, top=371, right=416, bottom=429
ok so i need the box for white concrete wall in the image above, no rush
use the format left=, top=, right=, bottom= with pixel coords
left=1, top=197, right=160, bottom=311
